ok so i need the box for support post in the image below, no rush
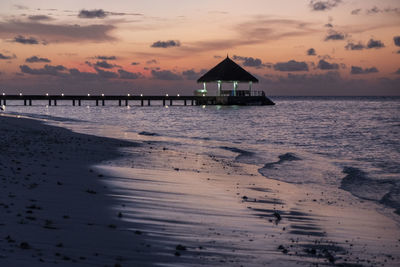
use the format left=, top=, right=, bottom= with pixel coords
left=125, top=100, right=128, bottom=106
left=249, top=81, right=252, bottom=96
left=148, top=99, right=150, bottom=106
left=24, top=99, right=27, bottom=106
left=78, top=100, right=81, bottom=106
left=54, top=100, right=57, bottom=106
left=191, top=100, right=194, bottom=105
left=3, top=99, right=6, bottom=106
left=29, top=100, right=32, bottom=106
left=233, top=81, right=238, bottom=96
left=118, top=99, right=122, bottom=106
left=96, top=100, right=99, bottom=106
left=141, top=99, right=144, bottom=106
left=170, top=99, right=172, bottom=106
left=73, top=100, right=75, bottom=106
left=48, top=99, right=51, bottom=106
left=184, top=100, right=187, bottom=106
left=163, top=99, right=165, bottom=106
left=217, top=81, right=222, bottom=96
left=102, top=100, right=105, bottom=106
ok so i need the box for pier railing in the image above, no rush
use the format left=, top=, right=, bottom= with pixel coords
left=0, top=93, right=274, bottom=106
left=220, top=90, right=266, bottom=97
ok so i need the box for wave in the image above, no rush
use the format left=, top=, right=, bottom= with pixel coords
left=340, top=167, right=400, bottom=214
left=138, top=131, right=159, bottom=136
left=6, top=111, right=84, bottom=122
left=262, top=152, right=301, bottom=169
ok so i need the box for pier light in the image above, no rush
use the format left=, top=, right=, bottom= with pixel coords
left=61, top=93, right=64, bottom=97
left=177, top=94, right=180, bottom=97
left=46, top=93, right=49, bottom=96
left=101, top=93, right=104, bottom=97
left=19, top=93, right=22, bottom=96
left=140, top=94, right=143, bottom=97
left=166, top=93, right=169, bottom=97
left=2, top=93, right=5, bottom=96
left=127, top=93, right=130, bottom=97
left=87, top=93, right=90, bottom=97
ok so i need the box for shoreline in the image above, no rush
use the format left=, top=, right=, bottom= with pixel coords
left=1, top=114, right=400, bottom=266
left=0, top=115, right=169, bottom=266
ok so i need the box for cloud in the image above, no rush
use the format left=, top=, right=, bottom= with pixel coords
left=151, top=40, right=181, bottom=48
left=345, top=42, right=365, bottom=50
left=94, top=67, right=118, bottom=78
left=68, top=68, right=98, bottom=80
left=0, top=20, right=116, bottom=43
left=14, top=35, right=39, bottom=44
left=307, top=48, right=316, bottom=55
left=367, top=39, right=384, bottom=49
left=352, top=7, right=400, bottom=15
left=146, top=59, right=158, bottom=64
left=182, top=69, right=207, bottom=80
left=131, top=62, right=140, bottom=65
left=118, top=69, right=142, bottom=79
left=309, top=0, right=342, bottom=11
left=325, top=30, right=345, bottom=41
left=394, top=36, right=400, bottom=47
left=367, top=6, right=400, bottom=15
left=28, top=15, right=53, bottom=21
left=350, top=66, right=379, bottom=75
left=25, top=56, right=51, bottom=63
left=14, top=4, right=29, bottom=10
left=93, top=60, right=116, bottom=69
left=20, top=64, right=67, bottom=76
left=273, top=60, right=309, bottom=71
left=96, top=55, right=116, bottom=60
left=180, top=17, right=320, bottom=54
left=232, top=55, right=265, bottom=68
left=0, top=53, right=15, bottom=60
left=351, top=9, right=362, bottom=15
left=78, top=9, right=107, bottom=19
left=151, top=69, right=182, bottom=80
left=317, top=59, right=339, bottom=70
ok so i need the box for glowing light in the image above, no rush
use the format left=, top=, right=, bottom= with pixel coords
left=127, top=93, right=130, bottom=97
left=2, top=93, right=5, bottom=96
left=202, top=105, right=206, bottom=108
left=19, top=93, right=22, bottom=96
left=177, top=94, right=180, bottom=97
left=140, top=94, right=143, bottom=97
left=46, top=93, right=49, bottom=96
left=87, top=93, right=90, bottom=96
left=101, top=93, right=104, bottom=97
left=165, top=105, right=169, bottom=108
left=61, top=93, right=64, bottom=97
left=166, top=94, right=169, bottom=97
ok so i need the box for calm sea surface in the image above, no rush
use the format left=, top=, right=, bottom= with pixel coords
left=6, top=96, right=400, bottom=215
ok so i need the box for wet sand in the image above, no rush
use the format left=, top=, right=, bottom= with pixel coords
left=1, top=114, right=400, bottom=266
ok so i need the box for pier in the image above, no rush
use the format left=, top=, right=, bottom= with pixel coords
left=0, top=93, right=274, bottom=106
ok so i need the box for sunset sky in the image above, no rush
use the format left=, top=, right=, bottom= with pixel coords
left=0, top=0, right=399, bottom=96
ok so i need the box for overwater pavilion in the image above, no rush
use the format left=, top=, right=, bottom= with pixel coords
left=197, top=56, right=259, bottom=96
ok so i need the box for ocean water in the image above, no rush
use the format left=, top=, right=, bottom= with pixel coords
left=5, top=96, right=400, bottom=216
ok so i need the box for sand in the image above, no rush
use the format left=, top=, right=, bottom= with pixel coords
left=1, top=114, right=400, bottom=266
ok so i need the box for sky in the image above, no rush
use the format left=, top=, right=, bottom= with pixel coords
left=0, top=0, right=399, bottom=96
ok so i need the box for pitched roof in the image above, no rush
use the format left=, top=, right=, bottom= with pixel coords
left=197, top=56, right=259, bottom=83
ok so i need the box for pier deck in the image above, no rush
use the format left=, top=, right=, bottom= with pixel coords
left=0, top=95, right=274, bottom=106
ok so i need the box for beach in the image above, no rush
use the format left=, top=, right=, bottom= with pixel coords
left=1, top=113, right=399, bottom=266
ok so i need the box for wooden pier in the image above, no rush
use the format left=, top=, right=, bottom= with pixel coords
left=0, top=94, right=274, bottom=106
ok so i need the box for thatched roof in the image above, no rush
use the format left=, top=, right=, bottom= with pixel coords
left=197, top=56, right=258, bottom=83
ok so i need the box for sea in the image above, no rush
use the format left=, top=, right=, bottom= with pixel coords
left=5, top=96, right=400, bottom=218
